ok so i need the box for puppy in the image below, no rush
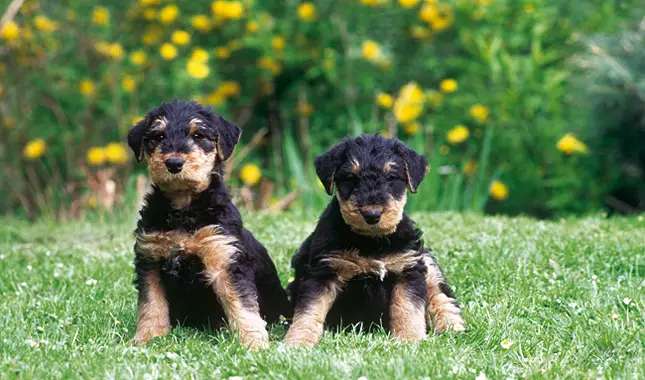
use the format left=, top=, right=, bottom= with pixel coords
left=285, top=135, right=464, bottom=346
left=127, top=100, right=290, bottom=349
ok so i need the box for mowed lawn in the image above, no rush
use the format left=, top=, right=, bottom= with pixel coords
left=0, top=212, right=643, bottom=379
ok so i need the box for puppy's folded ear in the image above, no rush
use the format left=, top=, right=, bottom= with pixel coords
left=315, top=141, right=347, bottom=195
left=396, top=143, right=429, bottom=193
left=199, top=107, right=242, bottom=161
left=127, top=117, right=150, bottom=162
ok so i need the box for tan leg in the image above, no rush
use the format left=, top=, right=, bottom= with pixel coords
left=284, top=281, right=341, bottom=347
left=423, top=256, right=465, bottom=333
left=390, top=279, right=427, bottom=342
left=134, top=268, right=171, bottom=344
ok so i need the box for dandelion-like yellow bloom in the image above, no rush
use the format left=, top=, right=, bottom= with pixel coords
left=524, top=4, right=535, bottom=13
left=426, top=89, right=443, bottom=108
left=34, top=15, right=58, bottom=33
left=140, top=0, right=161, bottom=5
left=108, top=43, right=124, bottom=60
left=376, top=93, right=393, bottom=108
left=87, top=147, right=107, bottom=166
left=171, top=30, right=191, bottom=46
left=92, top=6, right=110, bottom=26
left=240, top=163, right=262, bottom=186
left=297, top=102, right=314, bottom=117
left=360, top=0, right=388, bottom=6
left=143, top=8, right=157, bottom=20
left=489, top=181, right=509, bottom=201
left=187, top=60, right=210, bottom=79
left=24, top=139, right=46, bottom=160
left=557, top=133, right=587, bottom=154
left=159, top=4, right=179, bottom=24
left=215, top=46, right=231, bottom=59
left=131, top=115, right=144, bottom=125
left=272, top=36, right=285, bottom=50
left=409, top=25, right=431, bottom=40
left=379, top=130, right=392, bottom=138
left=440, top=78, right=458, bottom=93
left=220, top=81, right=241, bottom=97
left=212, top=1, right=245, bottom=20
left=142, top=27, right=163, bottom=46
left=1, top=20, right=19, bottom=41
left=464, top=160, right=477, bottom=176
left=419, top=4, right=438, bottom=22
left=160, top=43, right=178, bottom=60
left=447, top=125, right=469, bottom=144
left=258, top=57, right=282, bottom=75
left=0, top=83, right=3, bottom=97
left=469, top=104, right=489, bottom=124
left=403, top=122, right=421, bottom=136
left=191, top=15, right=212, bottom=32
left=130, top=50, right=147, bottom=66
left=246, top=20, right=259, bottom=33
left=105, top=143, right=128, bottom=165
left=399, top=0, right=420, bottom=8
left=191, top=48, right=209, bottom=62
left=206, top=90, right=226, bottom=106
left=297, top=3, right=317, bottom=21
left=362, top=40, right=381, bottom=61
left=122, top=75, right=136, bottom=93
left=393, top=82, right=425, bottom=123
left=79, top=80, right=96, bottom=96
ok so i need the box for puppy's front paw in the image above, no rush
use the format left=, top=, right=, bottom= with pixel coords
left=433, top=311, right=466, bottom=334
left=133, top=325, right=170, bottom=345
left=239, top=328, right=269, bottom=350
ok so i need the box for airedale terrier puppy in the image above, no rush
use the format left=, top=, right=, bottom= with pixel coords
left=127, top=100, right=290, bottom=349
left=285, top=135, right=464, bottom=346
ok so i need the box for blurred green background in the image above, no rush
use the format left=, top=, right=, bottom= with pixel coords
left=1, top=0, right=644, bottom=220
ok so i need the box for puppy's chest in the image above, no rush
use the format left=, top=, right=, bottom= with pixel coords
left=322, top=249, right=424, bottom=281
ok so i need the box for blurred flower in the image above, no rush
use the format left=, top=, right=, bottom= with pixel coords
left=469, top=104, right=489, bottom=123
left=142, top=27, right=163, bottom=45
left=121, top=75, right=136, bottom=93
left=272, top=36, right=285, bottom=50
left=206, top=90, right=226, bottom=106
left=79, top=80, right=96, bottom=96
left=297, top=3, right=317, bottom=21
left=0, top=83, right=3, bottom=97
left=557, top=133, right=587, bottom=154
left=228, top=39, right=242, bottom=50
left=399, top=0, right=421, bottom=8
left=379, top=130, right=392, bottom=138
left=215, top=46, right=231, bottom=58
left=419, top=4, right=438, bottom=22
left=34, top=15, right=58, bottom=32
left=426, top=89, right=443, bottom=108
left=440, top=78, right=458, bottom=93
left=403, top=122, right=420, bottom=136
left=393, top=82, right=425, bottom=123
left=105, top=143, right=128, bottom=165
left=3, top=117, right=15, bottom=129
left=464, top=160, right=477, bottom=176
left=1, top=20, right=20, bottom=41
left=240, top=164, right=262, bottom=186
left=425, top=3, right=454, bottom=31
left=92, top=6, right=110, bottom=26
left=409, top=25, right=431, bottom=40
left=143, top=8, right=157, bottom=20
left=362, top=40, right=382, bottom=61
left=160, top=43, right=178, bottom=60
left=23, top=139, right=46, bottom=160
left=220, top=81, right=241, bottom=96
left=140, top=0, right=161, bottom=5
left=86, top=147, right=106, bottom=166
left=187, top=60, right=210, bottom=79
left=360, top=0, right=388, bottom=6
left=447, top=125, right=469, bottom=144
left=490, top=181, right=509, bottom=201
left=159, top=4, right=179, bottom=24
left=192, top=15, right=212, bottom=32
left=259, top=11, right=275, bottom=29
left=297, top=102, right=314, bottom=117
left=108, top=43, right=124, bottom=60
left=191, top=48, right=210, bottom=62
left=171, top=30, right=191, bottom=46
left=212, top=1, right=245, bottom=20
left=376, top=92, right=393, bottom=108
left=246, top=20, right=259, bottom=33
left=500, top=338, right=514, bottom=349
left=524, top=4, right=535, bottom=13
left=130, top=50, right=147, bottom=66
left=66, top=9, right=77, bottom=20
left=258, top=56, right=282, bottom=75
left=131, top=115, right=144, bottom=125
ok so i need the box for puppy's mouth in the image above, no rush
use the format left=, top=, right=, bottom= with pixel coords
left=337, top=195, right=407, bottom=236
left=148, top=151, right=216, bottom=195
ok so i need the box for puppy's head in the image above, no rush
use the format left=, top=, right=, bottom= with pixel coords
left=315, top=135, right=428, bottom=236
left=127, top=99, right=241, bottom=195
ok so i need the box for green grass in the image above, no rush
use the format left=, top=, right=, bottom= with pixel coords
left=0, top=212, right=644, bottom=378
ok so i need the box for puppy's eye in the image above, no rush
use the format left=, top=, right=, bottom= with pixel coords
left=193, top=132, right=203, bottom=139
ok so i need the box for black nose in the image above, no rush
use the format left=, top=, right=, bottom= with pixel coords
left=164, top=157, right=184, bottom=174
left=360, top=209, right=382, bottom=225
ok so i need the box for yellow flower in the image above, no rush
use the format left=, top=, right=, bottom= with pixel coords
left=108, top=43, right=124, bottom=60
left=447, top=125, right=469, bottom=144
left=122, top=75, right=136, bottom=93
left=228, top=39, right=242, bottom=50
left=489, top=181, right=509, bottom=201
left=362, top=40, right=381, bottom=61
left=220, top=81, right=241, bottom=97
left=140, top=0, right=161, bottom=5
left=142, top=27, right=163, bottom=45
left=215, top=46, right=231, bottom=58
left=524, top=4, right=535, bottom=13
left=206, top=90, right=226, bottom=106
left=34, top=15, right=58, bottom=32
left=361, top=0, right=388, bottom=6
left=557, top=133, right=587, bottom=154
left=403, top=122, right=421, bottom=136
left=0, top=83, right=3, bottom=97
left=379, top=129, right=392, bottom=138
left=130, top=50, right=147, bottom=66
left=159, top=4, right=179, bottom=24
left=272, top=36, right=285, bottom=50
left=212, top=1, right=245, bottom=20
left=160, top=43, right=178, bottom=60
left=257, top=57, right=282, bottom=75
left=240, top=163, right=262, bottom=186
left=399, top=0, right=421, bottom=8
left=419, top=4, right=438, bottom=22
left=143, top=8, right=157, bottom=20
left=79, top=80, right=96, bottom=96
left=425, top=3, right=454, bottom=31
left=297, top=102, right=314, bottom=117
left=86, top=147, right=107, bottom=166
left=409, top=25, right=431, bottom=40
left=440, top=78, right=458, bottom=93
left=469, top=104, right=489, bottom=123
left=191, top=48, right=209, bottom=62
left=171, top=30, right=191, bottom=46
left=297, top=3, right=317, bottom=21
left=1, top=20, right=20, bottom=41
left=376, top=93, right=393, bottom=108
left=426, top=89, right=443, bottom=108
left=192, top=15, right=212, bottom=32
left=105, top=143, right=128, bottom=165
left=186, top=60, right=210, bottom=79
left=393, top=82, right=425, bottom=123
left=92, top=6, right=110, bottom=26
left=464, top=160, right=477, bottom=176
left=246, top=20, right=259, bottom=32
left=23, top=139, right=46, bottom=160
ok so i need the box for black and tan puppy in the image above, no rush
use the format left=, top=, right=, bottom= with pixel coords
left=127, top=100, right=290, bottom=349
left=285, top=135, right=464, bottom=346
